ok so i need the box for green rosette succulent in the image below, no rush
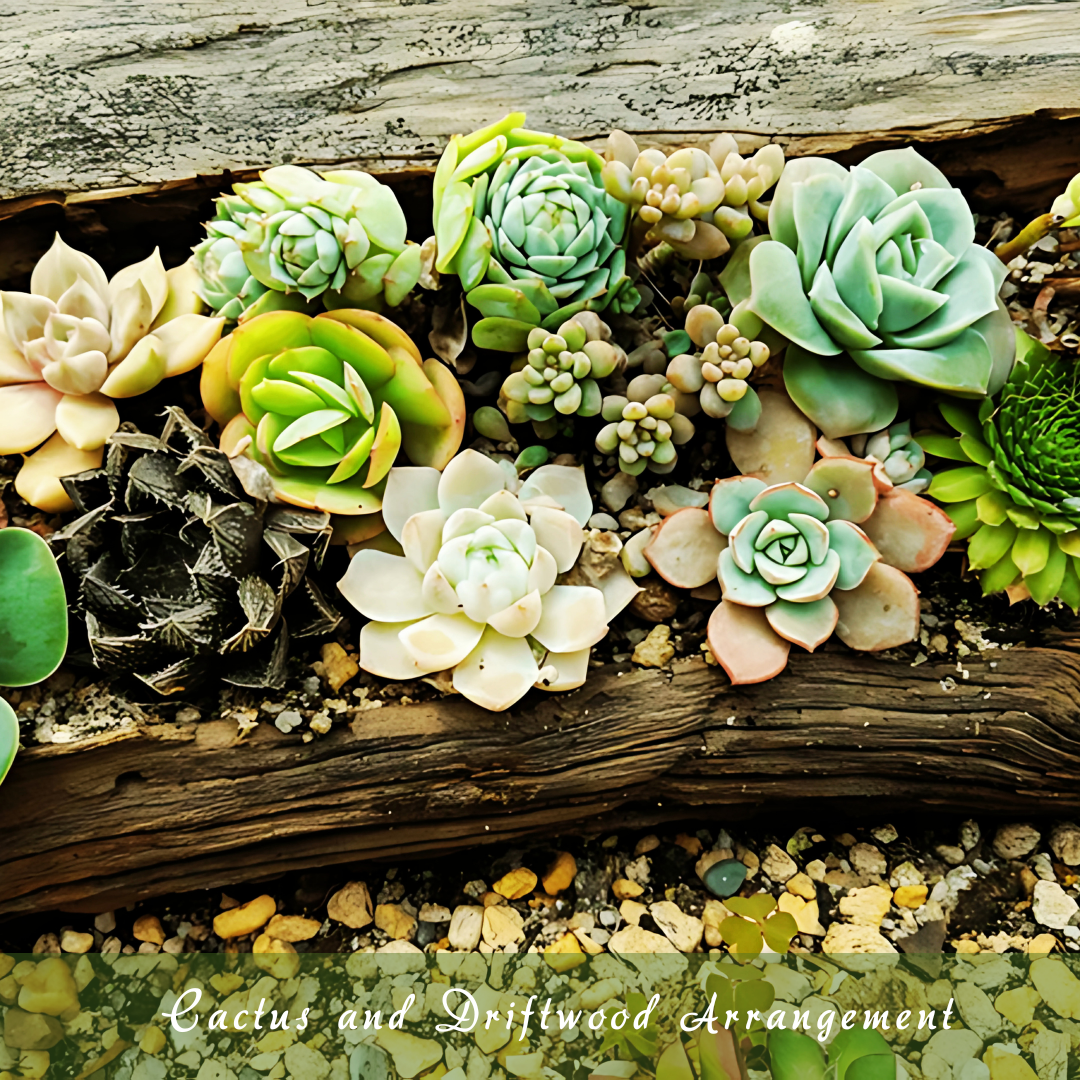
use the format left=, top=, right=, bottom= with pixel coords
left=193, top=166, right=422, bottom=320
left=926, top=330, right=1080, bottom=610
left=730, top=148, right=1015, bottom=438
left=432, top=113, right=637, bottom=352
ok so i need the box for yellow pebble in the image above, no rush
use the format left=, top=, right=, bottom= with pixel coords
left=140, top=1027, right=166, bottom=1056
left=213, top=895, right=276, bottom=939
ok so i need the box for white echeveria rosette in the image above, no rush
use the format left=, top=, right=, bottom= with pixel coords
left=338, top=449, right=636, bottom=711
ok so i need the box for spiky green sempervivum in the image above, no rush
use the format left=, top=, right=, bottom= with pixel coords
left=663, top=303, right=771, bottom=430
left=499, top=313, right=625, bottom=432
left=596, top=374, right=695, bottom=476
left=602, top=131, right=784, bottom=257
left=200, top=309, right=465, bottom=515
left=925, top=331, right=1080, bottom=608
left=52, top=408, right=341, bottom=695
left=728, top=148, right=1015, bottom=438
left=0, top=528, right=69, bottom=787
left=192, top=166, right=422, bottom=320
left=817, top=421, right=932, bottom=494
left=431, top=113, right=639, bottom=352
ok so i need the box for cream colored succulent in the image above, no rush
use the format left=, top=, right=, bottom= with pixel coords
left=338, top=449, right=638, bottom=712
left=0, top=236, right=224, bottom=511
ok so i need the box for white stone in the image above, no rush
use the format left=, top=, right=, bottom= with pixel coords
left=991, top=823, right=1040, bottom=860
left=761, top=844, right=797, bottom=882
left=448, top=906, right=484, bottom=951
left=1033, top=880, right=1079, bottom=930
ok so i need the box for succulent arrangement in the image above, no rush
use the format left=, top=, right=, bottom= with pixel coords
left=2, top=119, right=1079, bottom=735
left=0, top=527, right=69, bottom=786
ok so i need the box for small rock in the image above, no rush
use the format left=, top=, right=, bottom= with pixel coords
left=894, top=884, right=928, bottom=909
left=619, top=899, right=648, bottom=925
left=1032, top=880, right=1079, bottom=930
left=482, top=905, right=525, bottom=948
left=16, top=958, right=79, bottom=1016
left=601, top=472, right=638, bottom=513
left=375, top=904, right=417, bottom=941
left=954, top=981, right=1000, bottom=1040
left=140, top=1027, right=167, bottom=1056
left=492, top=868, right=537, bottom=900
left=265, top=915, right=321, bottom=942
left=994, top=986, right=1042, bottom=1027
left=870, top=824, right=898, bottom=845
left=374, top=1029, right=443, bottom=1079
left=1, top=1009, right=64, bottom=1051
left=612, top=878, right=644, bottom=900
left=588, top=513, right=620, bottom=530
left=635, top=835, right=660, bottom=855
left=777, top=893, right=825, bottom=936
left=94, top=911, right=116, bottom=934
left=213, top=895, right=276, bottom=939
left=629, top=580, right=680, bottom=623
left=821, top=924, right=897, bottom=955
left=982, top=1046, right=1037, bottom=1079
left=608, top=925, right=679, bottom=954
left=60, top=931, right=93, bottom=954
left=785, top=872, right=817, bottom=900
left=327, top=882, right=373, bottom=929
left=806, top=859, right=827, bottom=883
left=849, top=843, right=887, bottom=877
left=960, top=820, right=981, bottom=851
left=1030, top=1028, right=1068, bottom=1080
left=419, top=904, right=451, bottom=923
left=935, top=844, right=967, bottom=866
left=674, top=833, right=702, bottom=856
left=283, top=1041, right=332, bottom=1080
left=992, top=823, right=1040, bottom=860
left=133, top=914, right=167, bottom=945
left=838, top=885, right=893, bottom=929
left=320, top=641, right=359, bottom=692
left=1031, top=956, right=1080, bottom=1017
left=761, top=844, right=798, bottom=883
left=1049, top=822, right=1080, bottom=866
left=448, top=906, right=484, bottom=951
left=542, top=851, right=577, bottom=895
left=274, top=709, right=303, bottom=733
left=632, top=624, right=675, bottom=667
left=650, top=901, right=703, bottom=952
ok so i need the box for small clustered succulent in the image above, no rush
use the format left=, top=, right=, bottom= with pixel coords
left=192, top=165, right=422, bottom=321
left=9, top=120, right=1080, bottom=724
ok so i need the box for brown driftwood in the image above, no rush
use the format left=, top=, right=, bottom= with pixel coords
left=4, top=632, right=1080, bottom=916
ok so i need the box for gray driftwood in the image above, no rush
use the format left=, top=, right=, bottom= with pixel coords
left=3, top=636, right=1080, bottom=916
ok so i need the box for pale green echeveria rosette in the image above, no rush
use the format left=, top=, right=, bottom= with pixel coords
left=735, top=148, right=1015, bottom=438
left=431, top=114, right=637, bottom=353
left=817, top=420, right=932, bottom=494
left=192, top=165, right=422, bottom=321
left=338, top=449, right=637, bottom=712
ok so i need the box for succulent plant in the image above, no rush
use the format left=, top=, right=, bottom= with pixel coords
left=338, top=449, right=637, bottom=712
left=595, top=374, right=696, bottom=476
left=602, top=131, right=784, bottom=256
left=818, top=421, right=932, bottom=494
left=925, top=330, right=1080, bottom=609
left=663, top=303, right=770, bottom=428
left=192, top=166, right=422, bottom=320
left=201, top=308, right=465, bottom=515
left=0, top=527, right=69, bottom=787
left=431, top=114, right=639, bottom=351
left=51, top=408, right=341, bottom=695
left=499, top=312, right=625, bottom=427
left=643, top=394, right=953, bottom=682
left=1051, top=172, right=1080, bottom=227
left=730, top=148, right=1015, bottom=438
left=0, top=236, right=224, bottom=512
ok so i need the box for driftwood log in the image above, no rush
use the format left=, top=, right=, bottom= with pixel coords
left=4, top=633, right=1080, bottom=916
left=2, top=0, right=1080, bottom=915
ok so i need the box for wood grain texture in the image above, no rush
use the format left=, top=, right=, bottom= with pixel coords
left=4, top=634, right=1080, bottom=915
left=2, top=0, right=1080, bottom=204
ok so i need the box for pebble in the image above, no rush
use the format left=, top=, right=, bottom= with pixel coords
left=93, top=911, right=116, bottom=934
left=265, top=915, right=321, bottom=942
left=870, top=824, right=898, bottom=844
left=961, top=820, right=982, bottom=851
left=542, top=852, right=577, bottom=895
left=419, top=904, right=451, bottom=922
left=632, top=624, right=675, bottom=667
left=925, top=1029, right=984, bottom=1069
left=761, top=844, right=798, bottom=883
left=619, top=900, right=648, bottom=925
left=629, top=579, right=680, bottom=623
left=611, top=878, right=644, bottom=900
left=785, top=872, right=816, bottom=900
left=59, top=931, right=93, bottom=954
left=635, top=834, right=660, bottom=855
left=492, top=867, right=537, bottom=900
left=936, top=844, right=967, bottom=866
left=282, top=1042, right=331, bottom=1080
left=702, top=858, right=747, bottom=899
left=319, top=641, right=359, bottom=692
left=849, top=843, right=887, bottom=877
left=994, top=986, right=1042, bottom=1027
left=133, top=915, right=166, bottom=945
left=1031, top=957, right=1080, bottom=1017
left=588, top=513, right=620, bottom=530
left=777, top=893, right=825, bottom=936
left=894, top=884, right=928, bottom=909
left=375, top=904, right=417, bottom=941
left=1032, top=880, right=1079, bottom=930
left=1, top=1010, right=64, bottom=1051
left=992, top=824, right=1041, bottom=860
left=1049, top=822, right=1080, bottom=866
left=274, top=709, right=303, bottom=733
left=983, top=1045, right=1038, bottom=1079
left=448, top=906, right=483, bottom=951
left=601, top=472, right=637, bottom=513
left=481, top=905, right=524, bottom=948
left=327, top=882, right=373, bottom=929
left=16, top=958, right=79, bottom=1016
left=821, top=924, right=896, bottom=955
left=213, top=895, right=276, bottom=939
left=649, top=901, right=703, bottom=952
left=954, top=981, right=1001, bottom=1040
left=608, top=925, right=679, bottom=954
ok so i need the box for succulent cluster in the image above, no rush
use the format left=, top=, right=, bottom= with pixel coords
left=432, top=114, right=639, bottom=351
left=499, top=313, right=625, bottom=427
left=820, top=421, right=932, bottom=494
left=0, top=236, right=223, bottom=511
left=927, top=332, right=1080, bottom=608
left=51, top=408, right=341, bottom=694
left=201, top=308, right=464, bottom=515
left=192, top=166, right=422, bottom=321
left=596, top=374, right=695, bottom=475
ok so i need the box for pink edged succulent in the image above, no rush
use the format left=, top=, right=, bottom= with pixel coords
left=0, top=235, right=223, bottom=511
left=337, top=449, right=638, bottom=711
left=645, top=392, right=955, bottom=684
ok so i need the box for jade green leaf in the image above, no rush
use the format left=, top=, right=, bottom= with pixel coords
left=719, top=916, right=763, bottom=956
left=748, top=242, right=840, bottom=356
left=466, top=284, right=541, bottom=324
left=927, top=466, right=993, bottom=503
left=1012, top=525, right=1051, bottom=576
left=968, top=521, right=1017, bottom=570
left=1027, top=541, right=1068, bottom=605
left=718, top=234, right=773, bottom=306
left=828, top=520, right=880, bottom=590
left=784, top=345, right=898, bottom=439
left=915, top=432, right=969, bottom=461
left=472, top=317, right=535, bottom=352
left=768, top=1031, right=827, bottom=1080
left=0, top=528, right=68, bottom=687
left=0, top=696, right=17, bottom=787
left=981, top=552, right=1020, bottom=595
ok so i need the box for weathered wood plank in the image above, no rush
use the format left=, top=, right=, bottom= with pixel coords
left=2, top=0, right=1080, bottom=203
left=4, top=635, right=1080, bottom=915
